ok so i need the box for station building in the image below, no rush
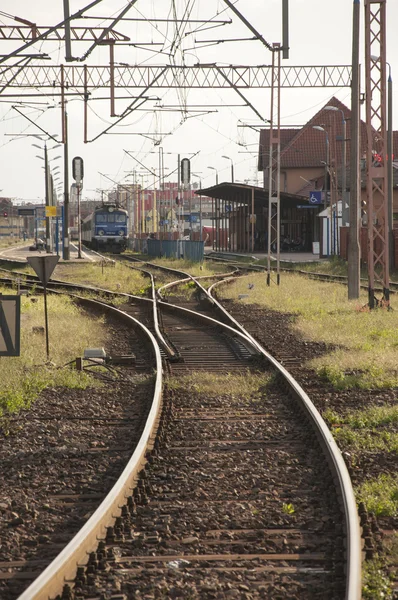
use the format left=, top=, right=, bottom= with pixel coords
left=196, top=96, right=398, bottom=262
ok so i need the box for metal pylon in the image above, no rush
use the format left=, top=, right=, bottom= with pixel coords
left=267, top=43, right=281, bottom=286
left=365, top=0, right=390, bottom=308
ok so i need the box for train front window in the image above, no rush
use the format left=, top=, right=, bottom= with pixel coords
left=108, top=214, right=115, bottom=222
left=115, top=214, right=126, bottom=223
left=96, top=214, right=107, bottom=223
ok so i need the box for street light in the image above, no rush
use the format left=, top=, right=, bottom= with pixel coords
left=371, top=54, right=394, bottom=269
left=325, top=106, right=348, bottom=226
left=222, top=155, right=234, bottom=183
left=207, top=166, right=219, bottom=185
left=313, top=125, right=330, bottom=256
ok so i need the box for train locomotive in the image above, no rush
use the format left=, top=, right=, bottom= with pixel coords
left=81, top=204, right=128, bottom=253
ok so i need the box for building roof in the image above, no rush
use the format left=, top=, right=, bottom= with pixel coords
left=196, top=182, right=307, bottom=206
left=258, top=96, right=397, bottom=171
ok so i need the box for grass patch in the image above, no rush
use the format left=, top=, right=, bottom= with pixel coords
left=333, top=428, right=398, bottom=453
left=357, top=474, right=398, bottom=517
left=363, top=558, right=394, bottom=599
left=218, top=273, right=398, bottom=390
left=167, top=370, right=271, bottom=400
left=54, top=262, right=148, bottom=295
left=325, top=405, right=398, bottom=429
left=0, top=288, right=109, bottom=417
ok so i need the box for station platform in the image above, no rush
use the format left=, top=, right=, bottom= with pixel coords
left=0, top=241, right=99, bottom=263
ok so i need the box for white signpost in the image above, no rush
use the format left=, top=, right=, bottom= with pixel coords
left=72, top=157, right=84, bottom=259
left=27, top=255, right=60, bottom=358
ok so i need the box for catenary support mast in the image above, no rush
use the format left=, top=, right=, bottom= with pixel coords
left=364, top=0, right=389, bottom=308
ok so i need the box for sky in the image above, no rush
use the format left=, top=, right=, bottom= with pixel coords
left=0, top=0, right=397, bottom=203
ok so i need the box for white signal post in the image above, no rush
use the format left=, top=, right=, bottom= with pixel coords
left=72, top=157, right=84, bottom=259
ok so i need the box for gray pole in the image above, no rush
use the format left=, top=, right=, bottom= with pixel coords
left=387, top=69, right=394, bottom=270
left=178, top=154, right=181, bottom=239
left=44, top=144, right=51, bottom=253
left=282, top=0, right=289, bottom=59
left=77, top=185, right=82, bottom=259
left=342, top=117, right=348, bottom=226
left=326, top=135, right=331, bottom=256
left=348, top=0, right=361, bottom=299
left=63, top=0, right=72, bottom=61
left=63, top=111, right=70, bottom=260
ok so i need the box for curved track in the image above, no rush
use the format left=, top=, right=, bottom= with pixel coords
left=0, top=260, right=362, bottom=599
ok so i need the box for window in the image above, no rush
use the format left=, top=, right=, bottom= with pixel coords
left=96, top=214, right=107, bottom=223
left=115, top=214, right=126, bottom=223
left=108, top=214, right=115, bottom=222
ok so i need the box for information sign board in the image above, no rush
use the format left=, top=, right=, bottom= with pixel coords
left=18, top=208, right=35, bottom=217
left=0, top=295, right=21, bottom=357
left=45, top=206, right=57, bottom=217
left=309, top=191, right=322, bottom=205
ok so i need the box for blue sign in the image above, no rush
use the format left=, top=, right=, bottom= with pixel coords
left=309, top=191, right=322, bottom=205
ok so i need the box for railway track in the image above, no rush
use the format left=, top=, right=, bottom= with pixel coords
left=0, top=261, right=361, bottom=599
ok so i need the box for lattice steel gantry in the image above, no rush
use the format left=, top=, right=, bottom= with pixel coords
left=365, top=0, right=390, bottom=308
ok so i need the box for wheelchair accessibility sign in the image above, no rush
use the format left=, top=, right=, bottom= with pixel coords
left=309, top=191, right=322, bottom=205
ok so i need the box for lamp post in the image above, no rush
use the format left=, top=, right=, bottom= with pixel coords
left=371, top=55, right=394, bottom=269
left=222, top=155, right=234, bottom=183
left=313, top=125, right=330, bottom=256
left=207, top=166, right=219, bottom=185
left=325, top=106, right=348, bottom=226
left=33, top=143, right=62, bottom=252
left=192, top=173, right=203, bottom=241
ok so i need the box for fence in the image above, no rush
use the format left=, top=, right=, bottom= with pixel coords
left=147, top=239, right=204, bottom=262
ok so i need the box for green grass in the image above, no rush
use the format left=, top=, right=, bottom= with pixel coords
left=0, top=287, right=109, bottom=417
left=167, top=371, right=271, bottom=400
left=218, top=272, right=398, bottom=390
left=333, top=428, right=398, bottom=453
left=54, top=261, right=148, bottom=295
left=357, top=474, right=398, bottom=518
left=324, top=405, right=398, bottom=429
left=363, top=558, right=394, bottom=600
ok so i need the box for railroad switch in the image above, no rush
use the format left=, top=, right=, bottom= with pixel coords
left=106, top=353, right=136, bottom=366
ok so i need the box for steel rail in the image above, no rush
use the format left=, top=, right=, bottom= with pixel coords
left=206, top=278, right=362, bottom=600
left=11, top=267, right=361, bottom=598
left=118, top=259, right=178, bottom=359
left=140, top=262, right=363, bottom=599
left=18, top=297, right=163, bottom=600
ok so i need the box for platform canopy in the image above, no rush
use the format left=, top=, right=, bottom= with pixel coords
left=195, top=182, right=308, bottom=206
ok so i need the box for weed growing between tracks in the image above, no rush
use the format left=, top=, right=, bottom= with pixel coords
left=149, top=257, right=228, bottom=277
left=166, top=370, right=272, bottom=399
left=0, top=288, right=108, bottom=418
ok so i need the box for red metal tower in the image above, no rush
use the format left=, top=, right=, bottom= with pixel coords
left=364, top=0, right=390, bottom=308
